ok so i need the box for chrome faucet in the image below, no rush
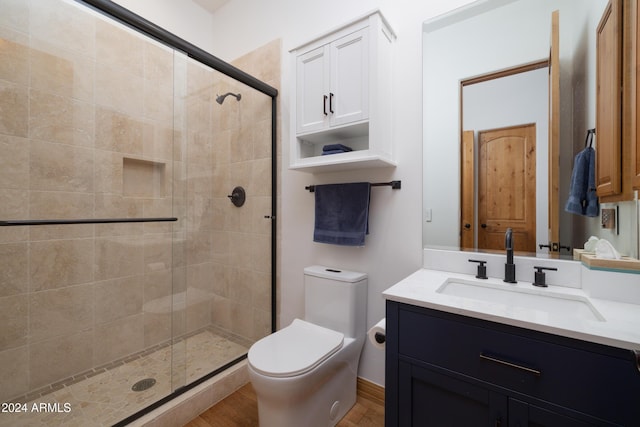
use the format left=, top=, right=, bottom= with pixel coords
left=504, top=228, right=517, bottom=283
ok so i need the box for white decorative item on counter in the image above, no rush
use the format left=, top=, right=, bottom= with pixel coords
left=584, top=235, right=599, bottom=252
left=595, top=238, right=622, bottom=259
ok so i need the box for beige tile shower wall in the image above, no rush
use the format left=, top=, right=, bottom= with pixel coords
left=208, top=40, right=281, bottom=342
left=0, top=0, right=176, bottom=401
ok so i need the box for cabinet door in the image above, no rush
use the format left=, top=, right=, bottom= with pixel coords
left=399, top=361, right=507, bottom=427
left=595, top=0, right=622, bottom=197
left=296, top=45, right=330, bottom=134
left=508, top=398, right=607, bottom=427
left=329, top=28, right=369, bottom=127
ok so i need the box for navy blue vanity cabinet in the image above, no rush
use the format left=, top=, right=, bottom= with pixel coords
left=385, top=301, right=640, bottom=426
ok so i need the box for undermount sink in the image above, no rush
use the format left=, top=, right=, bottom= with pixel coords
left=436, top=278, right=605, bottom=322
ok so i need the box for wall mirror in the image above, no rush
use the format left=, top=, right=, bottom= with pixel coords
left=420, top=0, right=632, bottom=260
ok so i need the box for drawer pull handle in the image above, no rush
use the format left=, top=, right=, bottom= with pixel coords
left=480, top=353, right=541, bottom=377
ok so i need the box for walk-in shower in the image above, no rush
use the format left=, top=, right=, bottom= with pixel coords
left=0, top=0, right=277, bottom=425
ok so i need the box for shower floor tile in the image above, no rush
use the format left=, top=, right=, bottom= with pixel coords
left=0, top=329, right=248, bottom=427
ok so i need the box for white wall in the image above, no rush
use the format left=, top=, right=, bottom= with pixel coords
left=112, top=0, right=217, bottom=52
left=108, top=0, right=476, bottom=387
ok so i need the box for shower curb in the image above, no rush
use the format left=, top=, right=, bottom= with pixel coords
left=129, top=361, right=249, bottom=427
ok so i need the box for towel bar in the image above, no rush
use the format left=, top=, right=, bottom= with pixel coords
left=305, top=180, right=401, bottom=192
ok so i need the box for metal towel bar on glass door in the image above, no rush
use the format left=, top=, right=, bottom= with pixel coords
left=305, top=180, right=401, bottom=192
left=0, top=217, right=178, bottom=226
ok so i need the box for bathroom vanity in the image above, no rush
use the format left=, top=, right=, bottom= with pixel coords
left=383, top=267, right=640, bottom=426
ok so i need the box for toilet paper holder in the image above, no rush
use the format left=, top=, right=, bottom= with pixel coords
left=368, top=318, right=386, bottom=349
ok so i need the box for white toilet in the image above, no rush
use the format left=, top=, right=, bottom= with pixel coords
left=248, top=265, right=368, bottom=427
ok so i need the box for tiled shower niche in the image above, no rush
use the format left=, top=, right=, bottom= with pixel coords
left=123, top=158, right=167, bottom=198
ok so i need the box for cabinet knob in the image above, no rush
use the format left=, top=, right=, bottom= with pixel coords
left=329, top=92, right=335, bottom=113
left=323, top=95, right=328, bottom=115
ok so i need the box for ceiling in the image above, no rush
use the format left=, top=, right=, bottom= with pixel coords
left=192, top=0, right=230, bottom=14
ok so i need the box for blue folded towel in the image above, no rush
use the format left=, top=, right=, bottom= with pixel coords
left=313, top=182, right=371, bottom=246
left=322, top=144, right=352, bottom=152
left=565, top=146, right=599, bottom=217
left=321, top=149, right=348, bottom=155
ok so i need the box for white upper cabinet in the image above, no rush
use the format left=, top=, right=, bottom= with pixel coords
left=296, top=28, right=369, bottom=134
left=290, top=11, right=395, bottom=173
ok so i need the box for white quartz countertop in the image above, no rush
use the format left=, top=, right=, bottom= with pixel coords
left=383, top=268, right=640, bottom=351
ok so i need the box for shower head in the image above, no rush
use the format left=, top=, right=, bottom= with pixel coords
left=216, top=92, right=241, bottom=104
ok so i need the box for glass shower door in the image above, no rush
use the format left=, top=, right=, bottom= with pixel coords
left=172, top=51, right=274, bottom=389
left=0, top=1, right=181, bottom=424
left=0, top=1, right=275, bottom=425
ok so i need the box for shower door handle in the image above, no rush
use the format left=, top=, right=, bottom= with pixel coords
left=323, top=95, right=328, bottom=115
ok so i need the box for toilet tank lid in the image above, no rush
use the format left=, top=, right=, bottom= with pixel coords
left=304, top=265, right=367, bottom=282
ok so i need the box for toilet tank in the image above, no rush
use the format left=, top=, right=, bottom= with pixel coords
left=304, top=265, right=368, bottom=339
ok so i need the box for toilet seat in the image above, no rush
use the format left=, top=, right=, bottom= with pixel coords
left=248, top=319, right=344, bottom=378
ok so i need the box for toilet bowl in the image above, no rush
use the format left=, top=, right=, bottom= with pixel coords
left=248, top=266, right=367, bottom=427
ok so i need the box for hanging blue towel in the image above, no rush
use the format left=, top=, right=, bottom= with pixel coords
left=584, top=148, right=599, bottom=217
left=313, top=182, right=371, bottom=246
left=565, top=146, right=599, bottom=217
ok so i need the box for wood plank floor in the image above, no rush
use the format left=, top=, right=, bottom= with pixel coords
left=184, top=382, right=384, bottom=427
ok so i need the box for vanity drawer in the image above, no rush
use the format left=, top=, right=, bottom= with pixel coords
left=397, top=305, right=640, bottom=424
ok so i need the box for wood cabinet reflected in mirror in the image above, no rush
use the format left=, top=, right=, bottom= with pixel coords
left=596, top=0, right=622, bottom=198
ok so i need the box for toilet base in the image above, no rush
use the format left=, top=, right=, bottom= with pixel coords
left=249, top=338, right=361, bottom=427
